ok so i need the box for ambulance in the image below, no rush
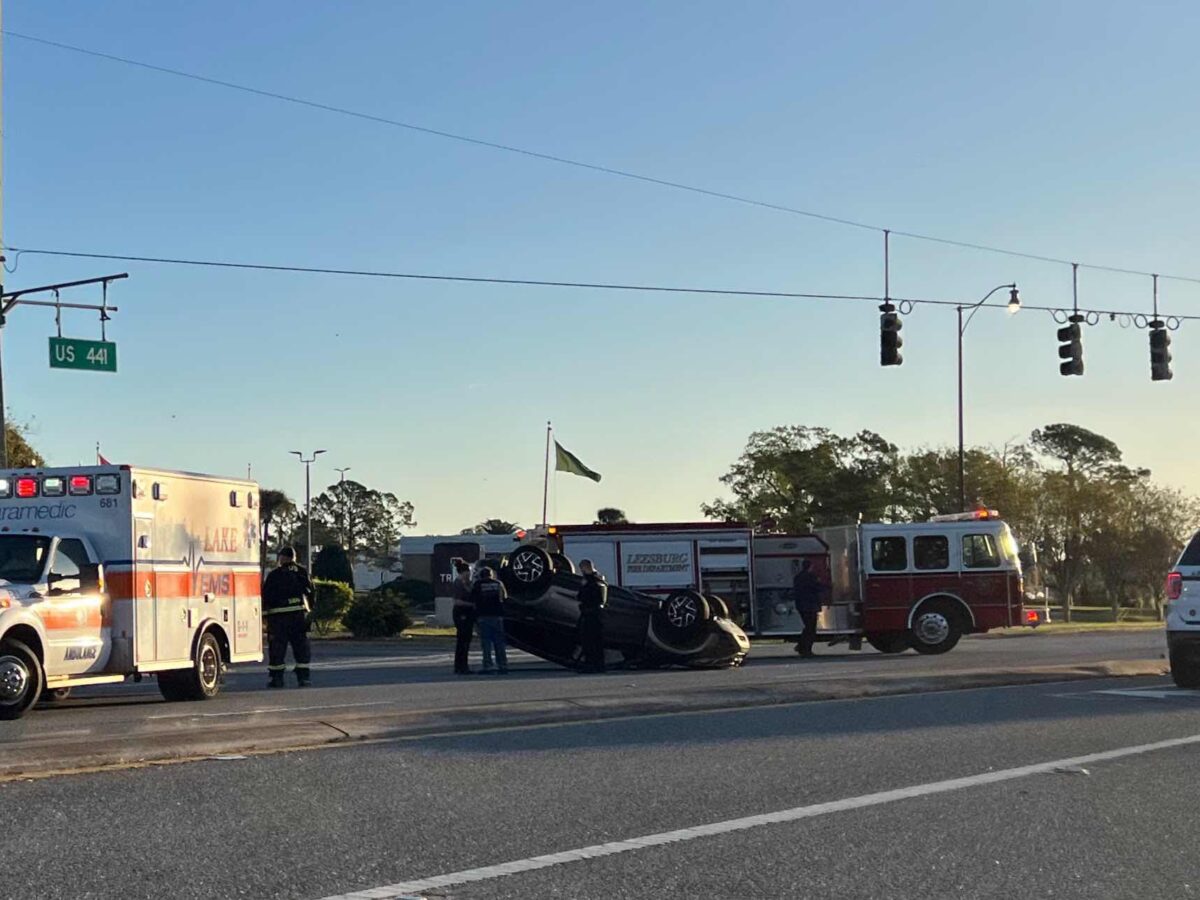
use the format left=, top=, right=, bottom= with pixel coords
left=0, top=465, right=263, bottom=719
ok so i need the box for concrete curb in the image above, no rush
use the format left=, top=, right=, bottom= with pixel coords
left=0, top=658, right=1168, bottom=781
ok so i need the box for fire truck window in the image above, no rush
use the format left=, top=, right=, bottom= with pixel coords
left=962, top=534, right=1001, bottom=569
left=871, top=537, right=907, bottom=571
left=913, top=536, right=949, bottom=570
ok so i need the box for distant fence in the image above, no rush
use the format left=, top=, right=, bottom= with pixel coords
left=1044, top=605, right=1161, bottom=624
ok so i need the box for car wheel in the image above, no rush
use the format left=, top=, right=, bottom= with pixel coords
left=654, top=590, right=710, bottom=640
left=0, top=638, right=43, bottom=720
left=159, top=632, right=224, bottom=702
left=865, top=632, right=909, bottom=655
left=503, top=546, right=554, bottom=597
left=706, top=595, right=730, bottom=619
left=40, top=687, right=72, bottom=703
left=908, top=602, right=963, bottom=655
left=550, top=552, right=576, bottom=575
left=1170, top=645, right=1200, bottom=689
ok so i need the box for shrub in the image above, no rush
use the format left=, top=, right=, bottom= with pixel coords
left=310, top=579, right=354, bottom=635
left=313, top=543, right=355, bottom=587
left=343, top=591, right=413, bottom=638
left=376, top=577, right=434, bottom=608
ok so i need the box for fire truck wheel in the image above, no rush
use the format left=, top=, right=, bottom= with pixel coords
left=159, top=632, right=224, bottom=702
left=1170, top=646, right=1200, bottom=689
left=655, top=590, right=711, bottom=640
left=908, top=602, right=964, bottom=655
left=0, top=638, right=43, bottom=720
left=503, top=546, right=555, bottom=598
left=550, top=552, right=576, bottom=575
left=865, top=632, right=909, bottom=654
left=706, top=595, right=731, bottom=619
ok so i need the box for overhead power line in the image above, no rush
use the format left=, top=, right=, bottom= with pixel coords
left=8, top=29, right=1200, bottom=287
left=8, top=245, right=1198, bottom=322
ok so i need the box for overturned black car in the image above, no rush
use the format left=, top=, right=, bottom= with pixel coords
left=479, top=545, right=749, bottom=670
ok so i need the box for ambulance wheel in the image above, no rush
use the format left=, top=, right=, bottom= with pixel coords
left=503, top=546, right=554, bottom=598
left=0, top=638, right=43, bottom=720
left=706, top=595, right=730, bottom=619
left=550, top=552, right=575, bottom=575
left=866, top=632, right=909, bottom=655
left=159, top=632, right=224, bottom=702
left=1170, top=646, right=1200, bottom=689
left=654, top=591, right=710, bottom=640
left=908, top=602, right=963, bottom=655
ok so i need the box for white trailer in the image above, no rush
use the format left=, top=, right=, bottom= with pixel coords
left=0, top=465, right=262, bottom=718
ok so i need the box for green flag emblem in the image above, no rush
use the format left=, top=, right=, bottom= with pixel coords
left=555, top=441, right=601, bottom=483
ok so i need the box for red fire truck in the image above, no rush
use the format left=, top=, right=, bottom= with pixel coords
left=542, top=510, right=1032, bottom=655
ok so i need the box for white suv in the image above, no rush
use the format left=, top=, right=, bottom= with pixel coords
left=1165, top=533, right=1200, bottom=688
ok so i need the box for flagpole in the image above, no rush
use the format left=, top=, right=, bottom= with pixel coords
left=95, top=442, right=100, bottom=465
left=542, top=420, right=551, bottom=529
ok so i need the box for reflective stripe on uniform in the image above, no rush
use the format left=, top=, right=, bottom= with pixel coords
left=267, top=665, right=287, bottom=671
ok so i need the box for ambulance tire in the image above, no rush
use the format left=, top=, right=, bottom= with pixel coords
left=908, top=601, right=964, bottom=655
left=550, top=552, right=576, bottom=575
left=0, top=638, right=43, bottom=720
left=503, top=546, right=554, bottom=598
left=865, top=632, right=909, bottom=655
left=706, top=595, right=730, bottom=619
left=158, top=632, right=224, bottom=702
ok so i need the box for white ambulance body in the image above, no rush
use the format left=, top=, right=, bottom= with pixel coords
left=0, top=465, right=262, bottom=718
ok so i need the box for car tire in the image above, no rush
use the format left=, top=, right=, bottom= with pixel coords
left=0, top=638, right=43, bottom=720
left=550, top=552, right=576, bottom=575
left=706, top=595, right=730, bottom=619
left=158, top=632, right=224, bottom=702
left=503, top=546, right=554, bottom=597
left=865, top=632, right=909, bottom=655
left=1170, top=645, right=1200, bottom=689
left=40, top=687, right=72, bottom=703
left=908, top=601, right=963, bottom=655
left=654, top=590, right=710, bottom=640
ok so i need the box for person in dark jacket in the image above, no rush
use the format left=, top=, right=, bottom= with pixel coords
left=262, top=546, right=315, bottom=687
left=468, top=567, right=509, bottom=675
left=451, top=561, right=476, bottom=675
left=792, top=559, right=826, bottom=659
left=577, top=559, right=608, bottom=673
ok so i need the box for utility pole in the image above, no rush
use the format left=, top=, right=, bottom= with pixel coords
left=334, top=467, right=351, bottom=549
left=1, top=1, right=8, bottom=466
left=291, top=449, right=326, bottom=575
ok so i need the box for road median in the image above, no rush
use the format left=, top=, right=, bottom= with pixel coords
left=0, top=658, right=1167, bottom=781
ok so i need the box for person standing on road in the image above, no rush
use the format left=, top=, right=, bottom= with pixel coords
left=262, top=546, right=315, bottom=687
left=577, top=559, right=608, bottom=673
left=469, top=567, right=509, bottom=675
left=792, top=559, right=826, bottom=659
left=451, top=561, right=476, bottom=675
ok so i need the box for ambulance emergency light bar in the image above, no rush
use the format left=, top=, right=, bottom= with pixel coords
left=928, top=509, right=1002, bottom=522
left=0, top=473, right=120, bottom=499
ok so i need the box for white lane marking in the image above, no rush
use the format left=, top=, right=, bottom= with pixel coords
left=1094, top=688, right=1198, bottom=700
left=316, top=732, right=1200, bottom=900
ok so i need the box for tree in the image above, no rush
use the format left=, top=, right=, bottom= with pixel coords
left=594, top=508, right=629, bottom=526
left=313, top=543, right=355, bottom=587
left=462, top=519, right=521, bottom=535
left=258, top=488, right=298, bottom=570
left=4, top=422, right=44, bottom=468
left=310, top=479, right=416, bottom=564
left=702, top=426, right=898, bottom=532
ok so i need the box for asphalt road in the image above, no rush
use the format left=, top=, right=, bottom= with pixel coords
left=0, top=673, right=1197, bottom=899
left=0, top=629, right=1167, bottom=746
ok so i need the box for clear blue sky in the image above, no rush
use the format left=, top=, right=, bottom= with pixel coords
left=4, top=1, right=1199, bottom=533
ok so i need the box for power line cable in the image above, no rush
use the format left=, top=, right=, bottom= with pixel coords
left=8, top=245, right=1198, bottom=322
left=9, top=29, right=1200, bottom=287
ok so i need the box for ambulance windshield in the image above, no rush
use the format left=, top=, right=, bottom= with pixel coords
left=0, top=535, right=52, bottom=584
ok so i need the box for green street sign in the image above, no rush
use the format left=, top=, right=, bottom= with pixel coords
left=49, top=337, right=118, bottom=373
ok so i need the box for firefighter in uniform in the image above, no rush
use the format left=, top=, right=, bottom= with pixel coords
left=577, top=559, right=608, bottom=673
left=262, top=546, right=314, bottom=688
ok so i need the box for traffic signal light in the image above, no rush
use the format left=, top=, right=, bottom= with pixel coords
left=880, top=304, right=903, bottom=366
left=1150, top=320, right=1172, bottom=381
left=1057, top=314, right=1084, bottom=376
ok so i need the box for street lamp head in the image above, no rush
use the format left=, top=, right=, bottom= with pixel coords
left=315, top=449, right=327, bottom=456
left=1007, top=286, right=1021, bottom=316
left=289, top=450, right=302, bottom=458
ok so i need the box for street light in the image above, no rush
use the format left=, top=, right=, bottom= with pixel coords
left=957, top=285, right=1019, bottom=513
left=334, top=467, right=351, bottom=548
left=290, top=449, right=326, bottom=575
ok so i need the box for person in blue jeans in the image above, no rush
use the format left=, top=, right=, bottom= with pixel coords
left=468, top=566, right=509, bottom=675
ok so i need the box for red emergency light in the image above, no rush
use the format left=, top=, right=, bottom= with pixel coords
left=15, top=478, right=38, bottom=498
left=69, top=475, right=94, bottom=496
